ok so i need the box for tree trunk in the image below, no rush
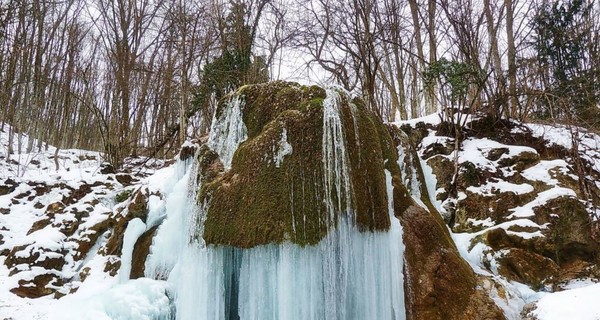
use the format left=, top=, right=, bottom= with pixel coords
left=506, top=0, right=518, bottom=118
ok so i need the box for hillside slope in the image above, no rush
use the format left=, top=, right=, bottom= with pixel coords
left=1, top=105, right=599, bottom=319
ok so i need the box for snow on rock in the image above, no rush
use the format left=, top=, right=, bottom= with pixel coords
left=467, top=180, right=534, bottom=196
left=507, top=187, right=577, bottom=219
left=521, top=160, right=572, bottom=186
left=0, top=122, right=170, bottom=317
left=458, top=137, right=538, bottom=171
left=397, top=114, right=600, bottom=320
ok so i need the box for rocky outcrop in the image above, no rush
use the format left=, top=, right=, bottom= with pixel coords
left=198, top=82, right=409, bottom=247
left=413, top=116, right=600, bottom=309
left=402, top=205, right=505, bottom=320
left=10, top=273, right=64, bottom=298
left=390, top=126, right=505, bottom=319
left=130, top=225, right=158, bottom=279
left=105, top=188, right=150, bottom=256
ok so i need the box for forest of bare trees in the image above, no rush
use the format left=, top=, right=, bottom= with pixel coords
left=1, top=0, right=599, bottom=168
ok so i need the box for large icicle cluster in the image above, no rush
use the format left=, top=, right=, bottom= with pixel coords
left=144, top=87, right=407, bottom=319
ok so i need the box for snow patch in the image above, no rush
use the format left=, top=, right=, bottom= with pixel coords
left=508, top=187, right=577, bottom=219
left=532, top=283, right=600, bottom=320
left=467, top=181, right=534, bottom=196
left=274, top=127, right=293, bottom=168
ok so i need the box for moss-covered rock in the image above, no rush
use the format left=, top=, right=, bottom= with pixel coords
left=199, top=82, right=407, bottom=247
left=536, top=197, right=599, bottom=265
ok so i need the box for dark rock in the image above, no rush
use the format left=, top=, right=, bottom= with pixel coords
left=13, top=190, right=32, bottom=200
left=426, top=155, right=454, bottom=200
left=100, top=163, right=116, bottom=174
left=498, top=151, right=539, bottom=171
left=46, top=201, right=65, bottom=214
left=422, top=141, right=455, bottom=159
left=536, top=197, right=599, bottom=265
left=497, top=248, right=559, bottom=289
left=28, top=218, right=52, bottom=235
left=0, top=185, right=13, bottom=196
left=79, top=266, right=91, bottom=282
left=486, top=148, right=509, bottom=161
left=104, top=256, right=121, bottom=276
left=115, top=174, right=135, bottom=186
left=0, top=178, right=18, bottom=195
left=54, top=217, right=79, bottom=237
left=4, top=244, right=65, bottom=271
left=62, top=183, right=94, bottom=206
left=10, top=273, right=63, bottom=298
left=75, top=218, right=112, bottom=261
left=179, top=143, right=197, bottom=161
left=130, top=225, right=159, bottom=279
left=401, top=205, right=505, bottom=320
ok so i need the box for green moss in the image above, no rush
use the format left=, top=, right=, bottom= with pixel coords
left=236, top=81, right=326, bottom=138
left=202, top=83, right=327, bottom=247
left=115, top=190, right=132, bottom=203
left=200, top=82, right=413, bottom=247
left=338, top=99, right=391, bottom=231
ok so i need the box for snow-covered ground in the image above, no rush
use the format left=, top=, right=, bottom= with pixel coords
left=0, top=124, right=170, bottom=319
left=532, top=282, right=600, bottom=320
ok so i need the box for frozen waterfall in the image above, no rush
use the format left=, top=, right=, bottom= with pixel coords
left=147, top=89, right=407, bottom=320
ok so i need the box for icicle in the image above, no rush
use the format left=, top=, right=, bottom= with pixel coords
left=397, top=144, right=422, bottom=199
left=322, top=88, right=354, bottom=225
left=144, top=149, right=200, bottom=280
left=207, top=95, right=248, bottom=169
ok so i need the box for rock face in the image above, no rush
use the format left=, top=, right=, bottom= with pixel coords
left=199, top=82, right=409, bottom=247
left=390, top=127, right=505, bottom=319
left=413, top=116, right=600, bottom=310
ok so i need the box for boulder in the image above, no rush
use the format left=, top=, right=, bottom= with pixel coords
left=497, top=248, right=559, bottom=289
left=200, top=82, right=405, bottom=247
left=401, top=205, right=505, bottom=320
left=10, top=273, right=63, bottom=298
